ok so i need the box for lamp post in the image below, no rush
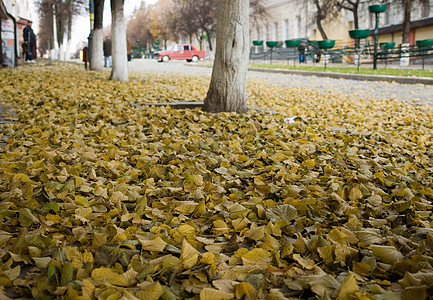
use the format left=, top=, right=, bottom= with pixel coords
left=349, top=29, right=370, bottom=70
left=369, top=4, right=387, bottom=70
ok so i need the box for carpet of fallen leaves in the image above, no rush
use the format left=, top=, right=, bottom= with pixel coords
left=0, top=63, right=433, bottom=300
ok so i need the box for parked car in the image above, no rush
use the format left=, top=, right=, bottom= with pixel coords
left=155, top=44, right=205, bottom=62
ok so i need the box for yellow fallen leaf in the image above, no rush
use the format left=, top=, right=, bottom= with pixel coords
left=74, top=195, right=90, bottom=207
left=338, top=273, right=359, bottom=300
left=91, top=267, right=129, bottom=287
left=369, top=245, right=403, bottom=264
left=235, top=282, right=257, bottom=300
left=136, top=282, right=164, bottom=300
left=181, top=239, right=199, bottom=269
left=293, top=254, right=315, bottom=270
left=241, top=248, right=272, bottom=268
left=200, top=288, right=234, bottom=300
left=138, top=236, right=167, bottom=252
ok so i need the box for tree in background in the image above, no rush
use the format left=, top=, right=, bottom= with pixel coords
left=126, top=2, right=153, bottom=52
left=203, top=0, right=249, bottom=113
left=37, top=2, right=54, bottom=55
left=128, top=0, right=266, bottom=55
left=149, top=0, right=179, bottom=49
left=91, top=0, right=105, bottom=70
left=175, top=0, right=199, bottom=44
left=36, top=0, right=86, bottom=59
left=191, top=0, right=216, bottom=52
left=310, top=0, right=340, bottom=40
left=110, top=0, right=128, bottom=81
left=400, top=0, right=429, bottom=45
left=338, top=0, right=372, bottom=30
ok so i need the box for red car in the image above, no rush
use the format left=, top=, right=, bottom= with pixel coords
left=155, top=44, right=205, bottom=63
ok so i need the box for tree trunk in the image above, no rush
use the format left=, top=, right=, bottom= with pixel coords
left=316, top=16, right=328, bottom=40
left=66, top=2, right=73, bottom=60
left=109, top=0, right=128, bottom=81
left=203, top=0, right=249, bottom=113
left=313, top=0, right=328, bottom=40
left=56, top=4, right=65, bottom=61
left=91, top=0, right=105, bottom=70
left=0, top=15, right=3, bottom=66
left=342, top=0, right=360, bottom=30
left=353, top=5, right=359, bottom=29
left=205, top=30, right=213, bottom=52
left=402, top=0, right=411, bottom=44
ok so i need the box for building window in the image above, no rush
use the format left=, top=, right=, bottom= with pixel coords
left=265, top=24, right=270, bottom=41
left=296, top=16, right=301, bottom=38
left=274, top=22, right=278, bottom=40
left=384, top=3, right=391, bottom=24
left=369, top=13, right=374, bottom=28
left=284, top=19, right=289, bottom=40
left=421, top=2, right=430, bottom=18
left=256, top=28, right=260, bottom=40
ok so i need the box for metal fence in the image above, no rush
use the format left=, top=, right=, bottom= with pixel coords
left=249, top=40, right=433, bottom=69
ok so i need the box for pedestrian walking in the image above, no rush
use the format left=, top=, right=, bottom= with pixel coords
left=103, top=36, right=112, bottom=67
left=298, top=43, right=306, bottom=63
left=23, top=21, right=36, bottom=62
left=82, top=46, right=89, bottom=70
left=127, top=38, right=132, bottom=62
left=22, top=42, right=28, bottom=58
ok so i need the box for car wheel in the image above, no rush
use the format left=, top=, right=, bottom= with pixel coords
left=186, top=59, right=192, bottom=62
left=192, top=56, right=199, bottom=62
left=162, top=55, right=170, bottom=62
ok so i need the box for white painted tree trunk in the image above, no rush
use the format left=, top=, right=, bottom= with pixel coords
left=65, top=41, right=71, bottom=60
left=91, top=28, right=104, bottom=70
left=400, top=43, right=410, bottom=67
left=59, top=43, right=65, bottom=61
left=110, top=0, right=128, bottom=81
left=52, top=4, right=59, bottom=60
left=65, top=37, right=71, bottom=60
left=203, top=0, right=249, bottom=113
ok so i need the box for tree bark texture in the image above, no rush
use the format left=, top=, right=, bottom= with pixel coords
left=203, top=0, right=249, bottom=113
left=313, top=0, right=328, bottom=40
left=66, top=2, right=73, bottom=60
left=341, top=0, right=361, bottom=29
left=402, top=0, right=411, bottom=44
left=110, top=0, right=128, bottom=81
left=0, top=17, right=3, bottom=66
left=91, top=0, right=104, bottom=70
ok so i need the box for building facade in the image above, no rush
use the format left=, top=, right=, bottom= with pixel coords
left=0, top=0, right=33, bottom=66
left=250, top=0, right=433, bottom=48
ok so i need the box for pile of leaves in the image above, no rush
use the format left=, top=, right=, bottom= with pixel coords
left=0, top=64, right=432, bottom=300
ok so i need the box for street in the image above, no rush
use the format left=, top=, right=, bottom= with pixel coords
left=128, top=58, right=433, bottom=106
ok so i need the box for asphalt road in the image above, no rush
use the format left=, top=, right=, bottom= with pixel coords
left=129, top=59, right=433, bottom=106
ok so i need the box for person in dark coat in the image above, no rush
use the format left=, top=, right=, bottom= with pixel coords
left=82, top=46, right=89, bottom=70
left=127, top=38, right=132, bottom=62
left=23, top=21, right=36, bottom=62
left=298, top=43, right=306, bottom=63
left=103, top=36, right=112, bottom=67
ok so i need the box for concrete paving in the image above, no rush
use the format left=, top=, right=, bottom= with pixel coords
left=128, top=59, right=433, bottom=106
